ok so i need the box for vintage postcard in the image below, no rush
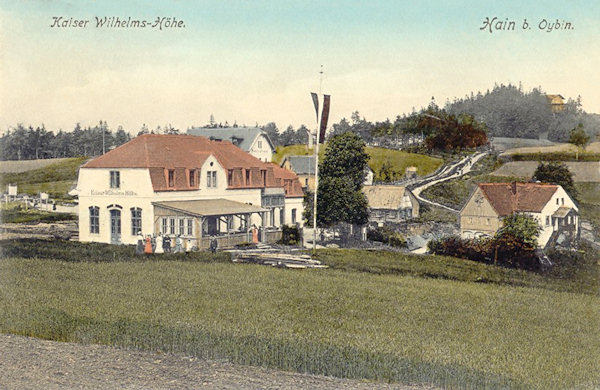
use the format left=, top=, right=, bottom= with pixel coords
left=1, top=1, right=599, bottom=389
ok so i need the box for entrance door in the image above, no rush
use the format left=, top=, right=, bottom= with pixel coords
left=207, top=216, right=218, bottom=235
left=110, top=209, right=121, bottom=244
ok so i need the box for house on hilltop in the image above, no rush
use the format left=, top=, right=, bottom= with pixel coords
left=187, top=127, right=275, bottom=162
left=76, top=134, right=304, bottom=247
left=546, top=94, right=565, bottom=113
left=460, top=182, right=579, bottom=248
left=363, top=185, right=419, bottom=226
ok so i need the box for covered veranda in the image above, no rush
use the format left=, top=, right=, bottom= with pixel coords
left=152, top=199, right=282, bottom=249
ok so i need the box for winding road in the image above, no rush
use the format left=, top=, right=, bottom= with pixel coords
left=410, top=151, right=488, bottom=212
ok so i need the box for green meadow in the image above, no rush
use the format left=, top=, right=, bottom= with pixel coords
left=1, top=245, right=598, bottom=389
left=0, top=157, right=86, bottom=201
left=273, top=144, right=443, bottom=180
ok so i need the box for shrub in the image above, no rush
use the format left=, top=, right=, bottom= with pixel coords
left=0, top=203, right=76, bottom=223
left=428, top=235, right=491, bottom=263
left=0, top=238, right=231, bottom=263
left=367, top=225, right=407, bottom=248
left=279, top=224, right=301, bottom=245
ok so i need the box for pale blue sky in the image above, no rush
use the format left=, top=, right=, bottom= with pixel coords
left=1, top=1, right=599, bottom=133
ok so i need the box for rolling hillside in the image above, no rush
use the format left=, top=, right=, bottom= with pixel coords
left=273, top=144, right=443, bottom=181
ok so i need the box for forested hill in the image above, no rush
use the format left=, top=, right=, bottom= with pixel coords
left=445, top=83, right=600, bottom=141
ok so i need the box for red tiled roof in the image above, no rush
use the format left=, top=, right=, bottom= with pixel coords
left=84, top=134, right=263, bottom=170
left=83, top=134, right=304, bottom=194
left=478, top=182, right=558, bottom=216
left=269, top=163, right=304, bottom=198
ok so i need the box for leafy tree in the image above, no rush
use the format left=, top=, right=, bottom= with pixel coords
left=315, top=132, right=370, bottom=227
left=262, top=122, right=280, bottom=146
left=378, top=158, right=399, bottom=182
left=328, top=112, right=373, bottom=142
left=533, top=162, right=578, bottom=201
left=280, top=125, right=297, bottom=146
left=494, top=213, right=542, bottom=269
left=568, top=123, right=590, bottom=160
left=0, top=121, right=133, bottom=160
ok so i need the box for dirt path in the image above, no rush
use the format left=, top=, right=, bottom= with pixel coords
left=0, top=334, right=437, bottom=389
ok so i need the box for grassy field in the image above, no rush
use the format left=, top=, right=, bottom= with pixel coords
left=273, top=144, right=443, bottom=180
left=0, top=157, right=86, bottom=200
left=1, top=251, right=598, bottom=389
left=0, top=157, right=75, bottom=173
left=492, top=161, right=600, bottom=182
left=577, top=182, right=600, bottom=231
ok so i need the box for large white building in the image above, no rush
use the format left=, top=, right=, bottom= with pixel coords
left=76, top=134, right=304, bottom=248
left=460, top=182, right=579, bottom=248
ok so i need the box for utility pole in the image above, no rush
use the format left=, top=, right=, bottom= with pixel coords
left=101, top=121, right=106, bottom=155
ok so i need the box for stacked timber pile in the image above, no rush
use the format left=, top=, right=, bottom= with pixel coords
left=233, top=252, right=328, bottom=269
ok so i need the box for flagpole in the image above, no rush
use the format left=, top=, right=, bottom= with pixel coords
left=312, top=66, right=323, bottom=255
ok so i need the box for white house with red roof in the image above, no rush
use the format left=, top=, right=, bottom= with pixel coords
left=76, top=134, right=304, bottom=247
left=460, top=182, right=579, bottom=248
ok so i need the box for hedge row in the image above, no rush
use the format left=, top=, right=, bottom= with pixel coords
left=0, top=238, right=231, bottom=263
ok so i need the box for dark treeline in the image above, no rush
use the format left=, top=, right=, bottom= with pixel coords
left=445, top=83, right=600, bottom=141
left=262, top=123, right=311, bottom=147
left=0, top=122, right=131, bottom=161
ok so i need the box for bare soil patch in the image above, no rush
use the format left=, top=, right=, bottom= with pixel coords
left=0, top=334, right=436, bottom=390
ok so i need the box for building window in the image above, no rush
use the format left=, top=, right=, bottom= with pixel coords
left=89, top=206, right=99, bottom=234
left=130, top=207, right=142, bottom=235
left=189, top=170, right=196, bottom=187
left=485, top=218, right=490, bottom=226
left=561, top=198, right=564, bottom=205
left=568, top=216, right=572, bottom=224
left=546, top=216, right=550, bottom=226
left=245, top=169, right=251, bottom=185
left=187, top=219, right=193, bottom=235
left=556, top=198, right=559, bottom=205
left=168, top=170, right=175, bottom=187
left=305, top=178, right=309, bottom=187
left=179, top=219, right=185, bottom=235
left=291, top=208, right=297, bottom=224
left=207, top=171, right=217, bottom=188
left=468, top=217, right=473, bottom=224
left=258, top=140, right=263, bottom=148
left=109, top=171, right=120, bottom=189
left=162, top=217, right=168, bottom=234
left=169, top=218, right=175, bottom=235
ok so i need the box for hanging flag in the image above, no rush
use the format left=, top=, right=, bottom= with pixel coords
left=318, top=94, right=330, bottom=143
left=310, top=92, right=319, bottom=124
